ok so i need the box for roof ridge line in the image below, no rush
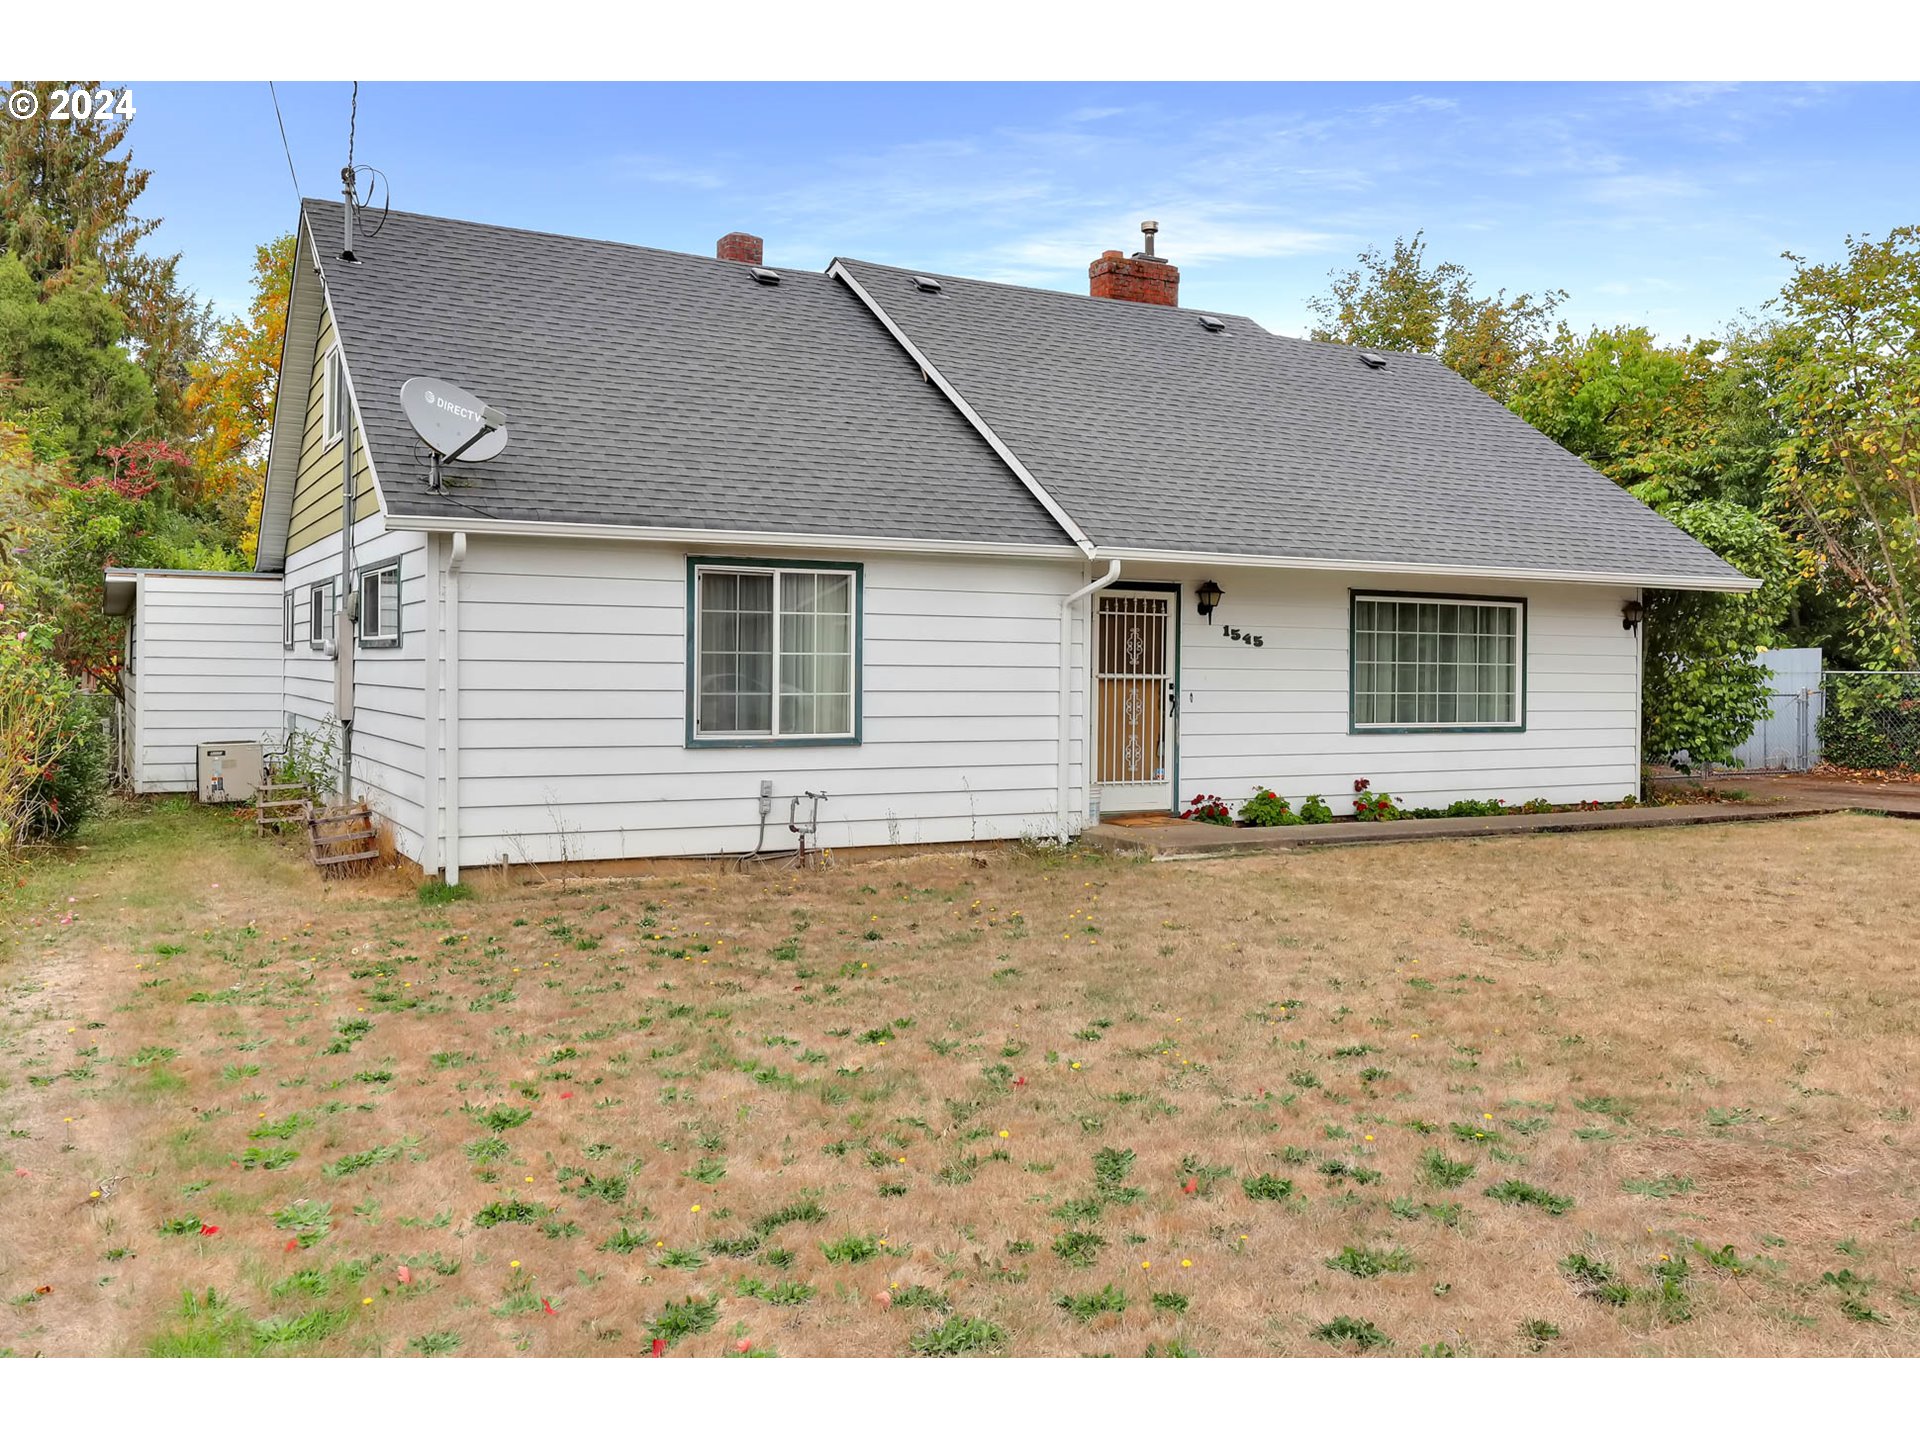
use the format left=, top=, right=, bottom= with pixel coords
left=829, top=259, right=1097, bottom=559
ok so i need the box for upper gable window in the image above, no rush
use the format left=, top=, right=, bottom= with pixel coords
left=322, top=345, right=347, bottom=446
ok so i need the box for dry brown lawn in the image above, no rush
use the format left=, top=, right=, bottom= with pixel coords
left=3, top=798, right=1918, bottom=1358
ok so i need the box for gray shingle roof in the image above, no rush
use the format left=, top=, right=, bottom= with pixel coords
left=836, top=258, right=1752, bottom=586
left=301, top=201, right=1072, bottom=547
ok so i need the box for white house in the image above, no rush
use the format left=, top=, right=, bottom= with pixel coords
left=110, top=201, right=1756, bottom=877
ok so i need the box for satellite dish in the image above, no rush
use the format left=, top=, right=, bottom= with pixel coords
left=400, top=376, right=509, bottom=466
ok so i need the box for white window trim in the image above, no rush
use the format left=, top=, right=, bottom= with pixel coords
left=690, top=560, right=860, bottom=745
left=356, top=562, right=401, bottom=649
left=322, top=345, right=344, bottom=447
left=308, top=578, right=334, bottom=650
left=1351, top=591, right=1526, bottom=732
left=283, top=590, right=295, bottom=651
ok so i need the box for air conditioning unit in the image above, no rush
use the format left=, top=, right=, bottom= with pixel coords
left=197, top=741, right=263, bottom=804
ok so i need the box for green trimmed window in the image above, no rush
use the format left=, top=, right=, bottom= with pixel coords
left=1352, top=593, right=1524, bottom=729
left=690, top=560, right=860, bottom=743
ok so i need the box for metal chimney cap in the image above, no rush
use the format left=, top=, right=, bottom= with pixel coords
left=1140, top=220, right=1160, bottom=234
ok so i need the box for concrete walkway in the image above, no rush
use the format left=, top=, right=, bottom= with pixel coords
left=1703, top=772, right=1920, bottom=818
left=1082, top=800, right=1846, bottom=859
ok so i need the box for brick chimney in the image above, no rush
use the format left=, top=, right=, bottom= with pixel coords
left=1089, top=220, right=1179, bottom=306
left=717, top=231, right=764, bottom=265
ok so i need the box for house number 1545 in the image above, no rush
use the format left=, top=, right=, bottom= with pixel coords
left=1222, top=626, right=1264, bottom=647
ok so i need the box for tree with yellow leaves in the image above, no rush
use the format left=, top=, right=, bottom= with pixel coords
left=182, top=234, right=293, bottom=561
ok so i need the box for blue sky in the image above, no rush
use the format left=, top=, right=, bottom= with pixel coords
left=128, top=80, right=1918, bottom=341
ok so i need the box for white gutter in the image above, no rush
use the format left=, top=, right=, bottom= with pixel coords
left=827, top=259, right=1098, bottom=559
left=386, top=512, right=1079, bottom=560
left=443, top=531, right=467, bottom=884
left=385, top=517, right=1752, bottom=594
left=1057, top=560, right=1122, bottom=843
left=1090, top=545, right=1761, bottom=594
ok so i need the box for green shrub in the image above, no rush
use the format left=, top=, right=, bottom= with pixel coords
left=1239, top=788, right=1300, bottom=827
left=0, top=620, right=106, bottom=847
left=1298, top=795, right=1334, bottom=823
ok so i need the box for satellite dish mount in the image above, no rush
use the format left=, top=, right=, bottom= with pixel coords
left=399, top=376, right=510, bottom=491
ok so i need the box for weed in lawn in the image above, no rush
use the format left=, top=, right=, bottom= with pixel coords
left=888, top=1284, right=950, bottom=1312
left=1241, top=1174, right=1295, bottom=1202
left=646, top=1295, right=720, bottom=1349
left=1056, top=1283, right=1127, bottom=1321
left=1622, top=1174, right=1696, bottom=1198
left=322, top=1139, right=416, bottom=1178
left=1052, top=1231, right=1104, bottom=1268
left=1484, top=1180, right=1574, bottom=1215
left=909, top=1314, right=1006, bottom=1356
left=1311, top=1315, right=1391, bottom=1352
left=472, top=1198, right=550, bottom=1228
left=1326, top=1245, right=1416, bottom=1279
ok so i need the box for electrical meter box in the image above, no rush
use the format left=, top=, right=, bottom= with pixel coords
left=197, top=741, right=262, bottom=804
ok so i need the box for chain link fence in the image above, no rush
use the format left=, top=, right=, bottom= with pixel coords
left=1818, top=671, right=1920, bottom=772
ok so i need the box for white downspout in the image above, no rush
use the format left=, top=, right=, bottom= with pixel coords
left=444, top=532, right=467, bottom=884
left=1057, top=559, right=1121, bottom=843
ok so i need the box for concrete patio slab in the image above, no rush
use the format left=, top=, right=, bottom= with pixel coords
left=1697, top=773, right=1920, bottom=818
left=1081, top=801, right=1847, bottom=859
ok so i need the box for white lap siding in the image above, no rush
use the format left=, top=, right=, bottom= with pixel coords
left=440, top=536, right=1089, bottom=867
left=1126, top=566, right=1640, bottom=812
left=126, top=572, right=285, bottom=792
left=282, top=515, right=429, bottom=860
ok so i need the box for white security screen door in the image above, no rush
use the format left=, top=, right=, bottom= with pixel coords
left=1095, top=592, right=1174, bottom=813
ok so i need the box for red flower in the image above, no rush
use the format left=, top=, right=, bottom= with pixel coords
left=199, top=1224, right=220, bottom=1237
left=1354, top=778, right=1371, bottom=792
left=651, top=1338, right=667, bottom=1357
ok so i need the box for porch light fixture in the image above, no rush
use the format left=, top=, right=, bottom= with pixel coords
left=1621, top=598, right=1644, bottom=634
left=1196, top=579, right=1224, bottom=624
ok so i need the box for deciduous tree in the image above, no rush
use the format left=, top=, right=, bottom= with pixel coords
left=183, top=233, right=293, bottom=558
left=1765, top=226, right=1920, bottom=665
left=1306, top=232, right=1565, bottom=402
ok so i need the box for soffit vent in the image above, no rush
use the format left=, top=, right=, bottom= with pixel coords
left=750, top=267, right=781, bottom=286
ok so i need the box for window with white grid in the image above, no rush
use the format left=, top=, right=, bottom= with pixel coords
left=690, top=561, right=859, bottom=743
left=1351, top=594, right=1524, bottom=729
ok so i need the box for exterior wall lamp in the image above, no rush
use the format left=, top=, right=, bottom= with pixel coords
left=1621, top=598, right=1645, bottom=635
left=1196, top=579, right=1224, bottom=624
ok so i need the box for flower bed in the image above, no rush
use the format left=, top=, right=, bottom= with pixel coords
left=1176, top=780, right=1642, bottom=828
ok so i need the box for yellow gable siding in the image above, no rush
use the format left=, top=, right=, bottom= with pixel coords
left=286, top=305, right=379, bottom=556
